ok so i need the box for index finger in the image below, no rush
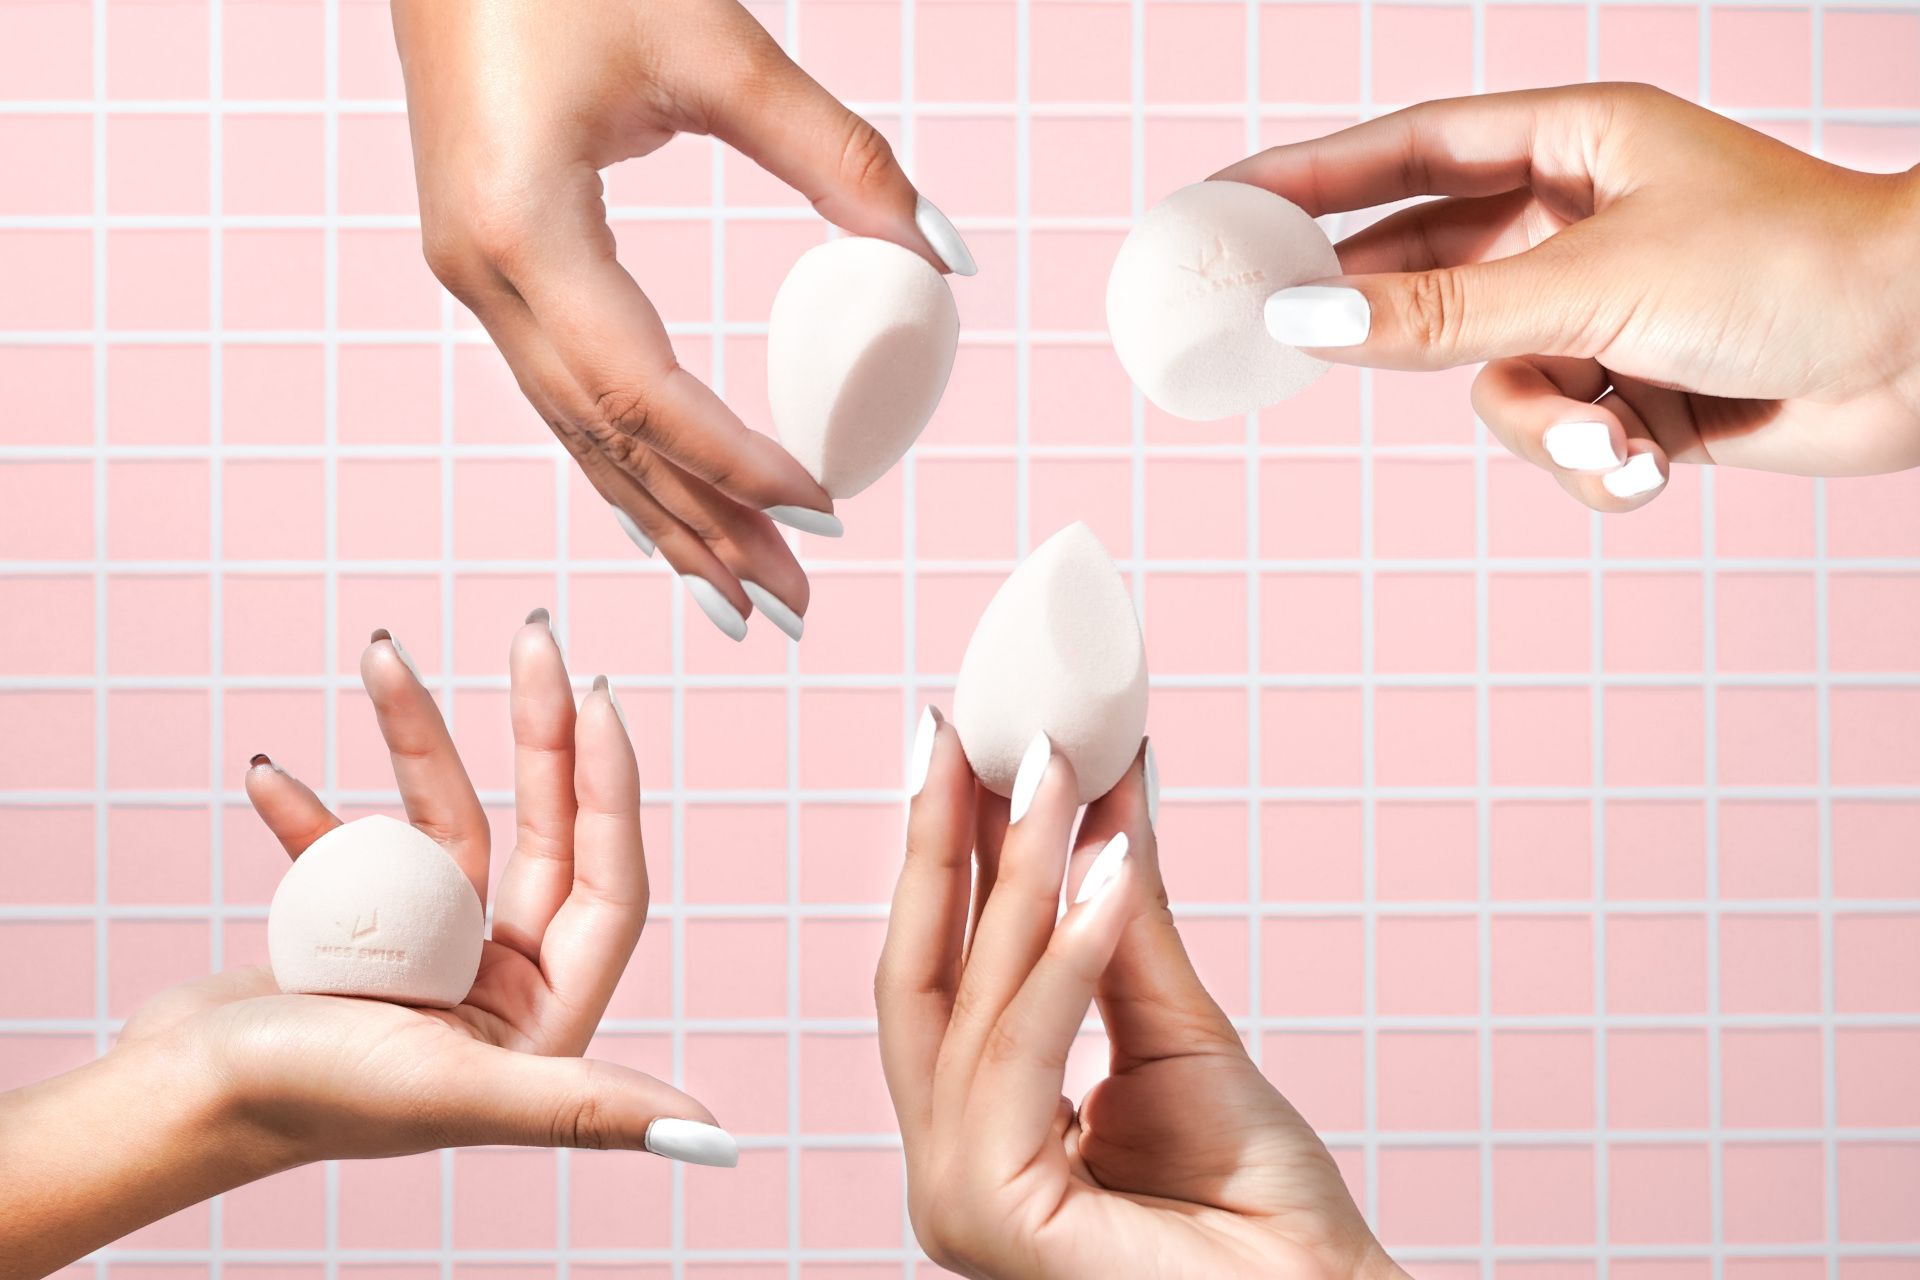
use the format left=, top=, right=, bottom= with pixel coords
left=1211, top=87, right=1598, bottom=216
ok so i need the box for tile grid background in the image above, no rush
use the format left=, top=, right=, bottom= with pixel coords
left=2, top=0, right=1920, bottom=1277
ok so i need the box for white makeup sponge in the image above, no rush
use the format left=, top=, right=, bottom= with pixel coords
left=768, top=236, right=960, bottom=498
left=1106, top=180, right=1340, bottom=420
left=951, top=522, right=1149, bottom=803
left=268, top=814, right=485, bottom=1009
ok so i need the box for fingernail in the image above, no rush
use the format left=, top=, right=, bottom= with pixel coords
left=592, top=674, right=630, bottom=732
left=741, top=581, right=804, bottom=642
left=644, top=1117, right=738, bottom=1168
left=249, top=752, right=272, bottom=770
left=372, top=629, right=424, bottom=682
left=915, top=194, right=977, bottom=276
left=1143, top=739, right=1159, bottom=827
left=683, top=576, right=748, bottom=643
left=612, top=507, right=656, bottom=557
left=1603, top=452, right=1666, bottom=498
left=1008, top=730, right=1052, bottom=825
left=907, top=705, right=940, bottom=797
left=1074, top=831, right=1129, bottom=905
left=1264, top=285, right=1370, bottom=347
left=764, top=505, right=844, bottom=538
left=1543, top=420, right=1624, bottom=472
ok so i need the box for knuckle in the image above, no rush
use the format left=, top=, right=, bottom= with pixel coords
left=552, top=1069, right=616, bottom=1150
left=836, top=116, right=900, bottom=197
left=1399, top=268, right=1469, bottom=354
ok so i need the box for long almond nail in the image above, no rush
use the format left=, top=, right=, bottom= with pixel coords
left=907, top=705, right=940, bottom=797
left=1075, top=831, right=1129, bottom=904
left=741, top=581, right=804, bottom=642
left=763, top=505, right=844, bottom=538
left=683, top=576, right=748, bottom=642
left=915, top=195, right=977, bottom=276
left=1008, top=730, right=1052, bottom=825
left=613, top=508, right=656, bottom=557
left=1264, top=285, right=1370, bottom=347
left=1543, top=420, right=1623, bottom=472
left=643, top=1118, right=738, bottom=1167
left=1143, top=739, right=1159, bottom=827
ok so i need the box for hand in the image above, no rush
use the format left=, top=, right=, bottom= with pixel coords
left=392, top=0, right=976, bottom=639
left=0, top=616, right=728, bottom=1278
left=876, top=718, right=1403, bottom=1280
left=1220, top=84, right=1920, bottom=512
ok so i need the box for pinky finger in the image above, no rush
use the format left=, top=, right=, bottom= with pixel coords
left=244, top=755, right=341, bottom=859
left=1553, top=394, right=1671, bottom=512
left=965, top=834, right=1133, bottom=1175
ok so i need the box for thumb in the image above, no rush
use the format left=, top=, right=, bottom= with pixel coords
left=431, top=1045, right=739, bottom=1166
left=701, top=23, right=976, bottom=275
left=1264, top=238, right=1598, bottom=371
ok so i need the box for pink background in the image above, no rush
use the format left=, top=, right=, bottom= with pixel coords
left=4, top=0, right=1920, bottom=1274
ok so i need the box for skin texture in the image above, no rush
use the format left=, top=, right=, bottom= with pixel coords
left=876, top=720, right=1409, bottom=1280
left=392, top=0, right=955, bottom=630
left=1216, top=84, right=1920, bottom=512
left=0, top=622, right=710, bottom=1279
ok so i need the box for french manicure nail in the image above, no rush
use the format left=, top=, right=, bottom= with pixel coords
left=907, top=705, right=940, bottom=797
left=1264, top=285, right=1370, bottom=347
left=1602, top=452, right=1666, bottom=498
left=644, top=1117, right=739, bottom=1168
left=1074, top=831, right=1130, bottom=904
left=741, top=580, right=804, bottom=642
left=1008, top=730, right=1052, bottom=825
left=915, top=194, right=977, bottom=277
left=763, top=505, right=845, bottom=538
left=592, top=674, right=630, bottom=732
left=612, top=507, right=656, bottom=557
left=1143, top=739, right=1159, bottom=827
left=371, top=628, right=424, bottom=682
left=1543, top=420, right=1623, bottom=472
left=683, top=576, right=748, bottom=643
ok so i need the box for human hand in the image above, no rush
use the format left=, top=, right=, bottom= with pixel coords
left=392, top=0, right=975, bottom=641
left=1218, top=84, right=1920, bottom=511
left=876, top=717, right=1403, bottom=1280
left=0, top=616, right=728, bottom=1277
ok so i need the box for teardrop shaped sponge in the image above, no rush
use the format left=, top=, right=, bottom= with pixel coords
left=951, top=522, right=1149, bottom=803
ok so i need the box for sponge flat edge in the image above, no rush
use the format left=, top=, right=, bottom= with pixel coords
left=1106, top=180, right=1340, bottom=421
left=951, top=522, right=1149, bottom=804
left=768, top=236, right=961, bottom=499
left=267, top=814, right=485, bottom=1009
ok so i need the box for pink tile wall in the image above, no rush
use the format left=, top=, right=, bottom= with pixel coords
left=3, top=0, right=1919, bottom=1274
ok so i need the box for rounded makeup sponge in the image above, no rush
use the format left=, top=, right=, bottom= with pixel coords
left=1106, top=180, right=1340, bottom=421
left=951, top=522, right=1149, bottom=804
left=768, top=236, right=960, bottom=499
left=268, top=814, right=485, bottom=1009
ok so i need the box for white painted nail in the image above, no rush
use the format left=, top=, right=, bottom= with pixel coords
left=1008, top=730, right=1052, bottom=825
left=908, top=705, right=939, bottom=797
left=612, top=507, right=655, bottom=557
left=683, top=576, right=748, bottom=643
left=741, top=580, right=804, bottom=642
left=1543, top=420, right=1623, bottom=472
left=915, top=194, right=977, bottom=276
left=644, top=1117, right=738, bottom=1167
left=763, top=505, right=845, bottom=538
left=1143, top=739, right=1159, bottom=827
left=1074, top=831, right=1129, bottom=905
left=1602, top=452, right=1666, bottom=499
left=1264, top=285, right=1371, bottom=348
left=386, top=634, right=424, bottom=683
left=592, top=674, right=630, bottom=733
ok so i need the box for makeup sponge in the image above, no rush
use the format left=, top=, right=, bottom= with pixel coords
left=768, top=236, right=960, bottom=498
left=1106, top=180, right=1340, bottom=421
left=951, top=522, right=1149, bottom=804
left=268, top=814, right=485, bottom=1009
